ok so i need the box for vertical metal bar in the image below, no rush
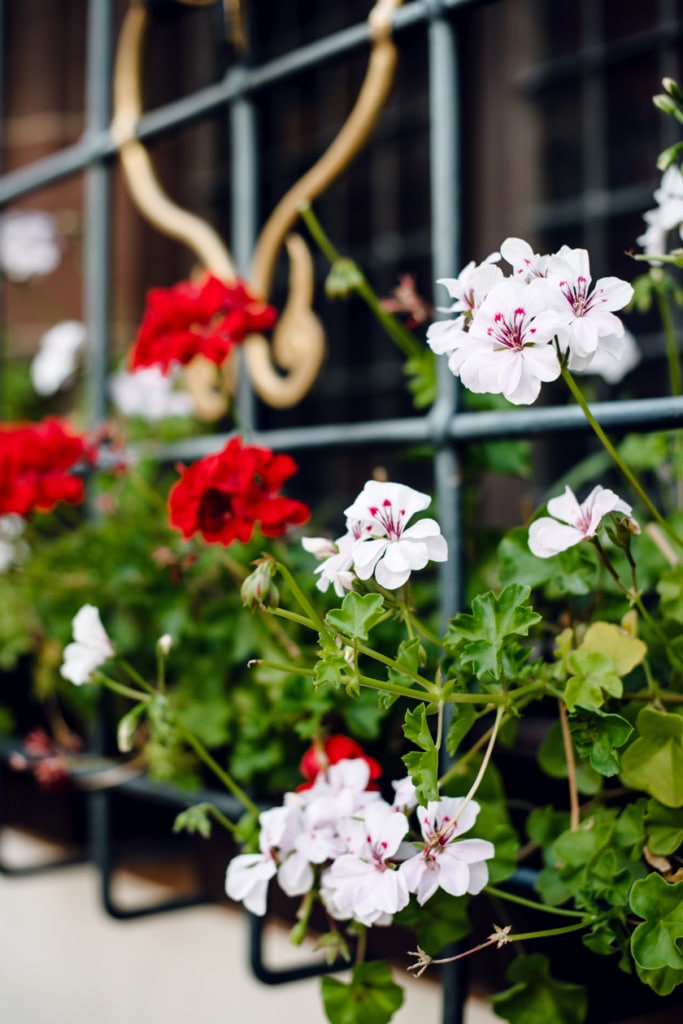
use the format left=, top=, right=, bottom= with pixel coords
left=83, top=0, right=112, bottom=427
left=427, top=5, right=465, bottom=1024
left=230, top=68, right=259, bottom=435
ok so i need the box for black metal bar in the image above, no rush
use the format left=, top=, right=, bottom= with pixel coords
left=248, top=913, right=352, bottom=985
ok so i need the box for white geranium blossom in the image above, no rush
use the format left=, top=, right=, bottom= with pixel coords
left=109, top=365, right=194, bottom=422
left=225, top=805, right=295, bottom=916
left=302, top=522, right=361, bottom=597
left=320, top=803, right=411, bottom=925
left=60, top=604, right=115, bottom=685
left=544, top=246, right=634, bottom=368
left=0, top=210, right=62, bottom=282
left=500, top=236, right=551, bottom=281
left=528, top=485, right=638, bottom=559
left=637, top=165, right=683, bottom=259
left=400, top=797, right=495, bottom=906
left=344, top=481, right=448, bottom=590
left=30, top=320, right=87, bottom=395
left=456, top=278, right=566, bottom=405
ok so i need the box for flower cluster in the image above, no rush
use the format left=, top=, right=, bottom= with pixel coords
left=303, top=479, right=448, bottom=592
left=225, top=751, right=494, bottom=924
left=129, top=274, right=277, bottom=374
left=0, top=418, right=93, bottom=517
left=427, top=238, right=634, bottom=404
left=168, top=434, right=310, bottom=546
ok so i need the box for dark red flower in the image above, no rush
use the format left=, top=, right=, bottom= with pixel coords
left=129, top=274, right=277, bottom=374
left=298, top=734, right=382, bottom=788
left=0, top=418, right=93, bottom=517
left=168, top=435, right=310, bottom=546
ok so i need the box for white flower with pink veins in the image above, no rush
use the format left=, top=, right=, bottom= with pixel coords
left=301, top=519, right=364, bottom=596
left=321, top=802, right=411, bottom=925
left=426, top=258, right=503, bottom=364
left=544, top=246, right=634, bottom=370
left=528, top=484, right=638, bottom=559
left=399, top=797, right=495, bottom=906
left=499, top=236, right=552, bottom=281
left=458, top=278, right=567, bottom=405
left=225, top=804, right=299, bottom=916
left=344, top=481, right=448, bottom=590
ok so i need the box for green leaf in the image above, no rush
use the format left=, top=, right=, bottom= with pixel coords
left=320, top=961, right=404, bottom=1024
left=445, top=703, right=478, bottom=756
left=620, top=707, right=683, bottom=807
left=645, top=800, right=683, bottom=856
left=401, top=704, right=439, bottom=804
left=445, top=584, right=541, bottom=681
left=490, top=953, right=588, bottom=1024
left=578, top=621, right=646, bottom=676
left=537, top=721, right=602, bottom=795
left=630, top=874, right=683, bottom=981
left=570, top=708, right=633, bottom=777
left=498, top=529, right=596, bottom=596
left=325, top=593, right=385, bottom=641
left=173, top=802, right=213, bottom=838
left=564, top=650, right=623, bottom=712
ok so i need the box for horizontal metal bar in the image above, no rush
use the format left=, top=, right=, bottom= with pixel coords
left=0, top=0, right=487, bottom=206
left=124, top=393, right=683, bottom=465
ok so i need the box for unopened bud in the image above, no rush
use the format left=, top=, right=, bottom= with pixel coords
left=325, top=258, right=364, bottom=299
left=157, top=633, right=173, bottom=656
left=241, top=560, right=279, bottom=609
left=606, top=513, right=641, bottom=553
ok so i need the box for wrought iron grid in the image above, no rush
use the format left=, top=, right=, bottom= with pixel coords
left=3, top=1, right=683, bottom=1021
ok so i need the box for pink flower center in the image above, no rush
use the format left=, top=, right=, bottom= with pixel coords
left=487, top=306, right=534, bottom=350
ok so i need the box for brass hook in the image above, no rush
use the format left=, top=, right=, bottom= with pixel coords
left=111, top=0, right=403, bottom=418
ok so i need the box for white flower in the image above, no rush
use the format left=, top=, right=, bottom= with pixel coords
left=320, top=803, right=410, bottom=925
left=500, top=236, right=551, bottom=281
left=30, top=320, right=87, bottom=395
left=0, top=210, right=62, bottom=282
left=225, top=804, right=297, bottom=916
left=528, top=484, right=637, bottom=559
left=343, top=481, right=448, bottom=590
left=302, top=524, right=360, bottom=597
left=109, top=365, right=194, bottom=421
left=544, top=246, right=634, bottom=368
left=60, top=604, right=115, bottom=685
left=391, top=775, right=418, bottom=814
left=637, top=166, right=683, bottom=259
left=457, top=278, right=566, bottom=405
left=576, top=328, right=641, bottom=384
left=399, top=797, right=495, bottom=906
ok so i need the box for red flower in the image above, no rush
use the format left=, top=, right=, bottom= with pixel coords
left=299, top=734, right=382, bottom=788
left=168, top=435, right=310, bottom=546
left=0, top=418, right=93, bottom=517
left=129, top=274, right=277, bottom=374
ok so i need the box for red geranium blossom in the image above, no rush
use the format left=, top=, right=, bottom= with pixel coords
left=298, top=734, right=382, bottom=788
left=168, top=435, right=310, bottom=546
left=0, top=418, right=93, bottom=517
left=129, top=274, right=277, bottom=374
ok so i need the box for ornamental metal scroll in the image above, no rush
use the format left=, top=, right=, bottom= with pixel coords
left=111, top=0, right=403, bottom=420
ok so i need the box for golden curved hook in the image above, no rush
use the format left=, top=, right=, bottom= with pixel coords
left=243, top=0, right=403, bottom=409
left=112, top=0, right=403, bottom=416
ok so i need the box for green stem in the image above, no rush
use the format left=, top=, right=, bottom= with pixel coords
left=274, top=560, right=328, bottom=632
left=177, top=725, right=259, bottom=819
left=654, top=273, right=683, bottom=397
left=562, top=366, right=683, bottom=551
left=298, top=203, right=422, bottom=360
left=205, top=803, right=238, bottom=836
left=270, top=607, right=320, bottom=632
left=485, top=885, right=588, bottom=919
left=117, top=657, right=156, bottom=696
left=93, top=672, right=151, bottom=704
left=355, top=640, right=436, bottom=692
left=508, top=920, right=593, bottom=943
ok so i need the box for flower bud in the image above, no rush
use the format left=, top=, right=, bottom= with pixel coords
left=241, top=560, right=279, bottom=609
left=325, top=258, right=364, bottom=299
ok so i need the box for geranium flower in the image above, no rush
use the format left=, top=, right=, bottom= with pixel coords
left=343, top=480, right=448, bottom=590
left=129, top=274, right=277, bottom=374
left=298, top=734, right=381, bottom=789
left=30, top=320, right=87, bottom=396
left=168, top=435, right=310, bottom=546
left=320, top=803, right=411, bottom=925
left=302, top=519, right=364, bottom=596
left=637, top=165, right=683, bottom=259
left=109, top=365, right=194, bottom=421
left=575, top=328, right=641, bottom=385
left=60, top=605, right=115, bottom=686
left=0, top=418, right=93, bottom=517
left=544, top=246, right=634, bottom=369
left=499, top=236, right=551, bottom=281
left=528, top=484, right=637, bottom=558
left=0, top=210, right=62, bottom=282
left=225, top=805, right=297, bottom=916
left=399, top=797, right=495, bottom=905
left=457, top=278, right=566, bottom=405
left=426, top=260, right=503, bottom=367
